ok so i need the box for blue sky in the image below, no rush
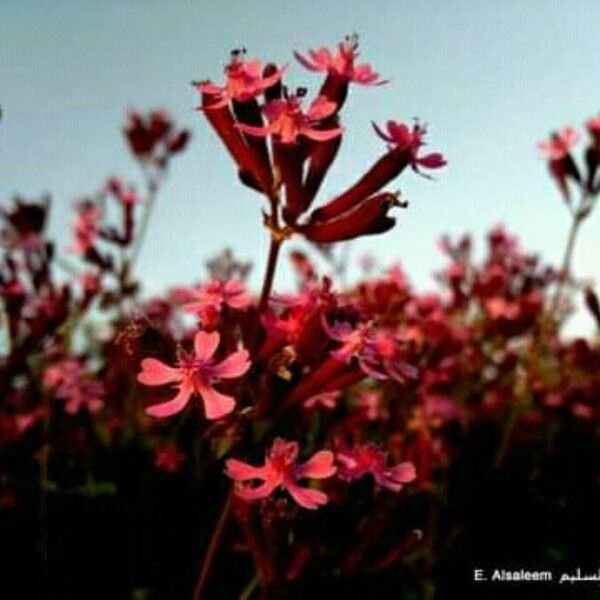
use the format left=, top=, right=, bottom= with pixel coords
left=1, top=0, right=599, bottom=332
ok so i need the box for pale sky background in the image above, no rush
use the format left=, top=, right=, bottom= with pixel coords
left=1, top=0, right=600, bottom=333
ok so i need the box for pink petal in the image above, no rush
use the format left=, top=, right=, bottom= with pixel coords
left=259, top=63, right=288, bottom=89
left=389, top=462, right=417, bottom=483
left=301, top=125, right=344, bottom=142
left=198, top=384, right=236, bottom=419
left=194, top=330, right=220, bottom=361
left=307, top=97, right=337, bottom=121
left=418, top=153, right=447, bottom=169
left=236, top=123, right=271, bottom=138
left=145, top=380, right=193, bottom=418
left=213, top=349, right=251, bottom=379
left=285, top=482, right=328, bottom=509
left=295, top=450, right=337, bottom=479
left=244, top=58, right=262, bottom=78
left=262, top=100, right=286, bottom=122
left=235, top=479, right=279, bottom=501
left=197, top=82, right=223, bottom=95
left=293, top=51, right=320, bottom=72
left=372, top=121, right=394, bottom=143
left=226, top=292, right=251, bottom=309
left=225, top=458, right=268, bottom=481
left=138, top=358, right=182, bottom=386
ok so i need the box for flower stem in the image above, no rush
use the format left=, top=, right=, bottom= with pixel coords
left=192, top=489, right=234, bottom=600
left=258, top=236, right=282, bottom=313
left=130, top=172, right=160, bottom=269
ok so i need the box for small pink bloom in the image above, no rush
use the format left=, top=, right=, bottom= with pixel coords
left=336, top=442, right=416, bottom=492
left=69, top=201, right=101, bottom=255
left=303, top=390, right=341, bottom=410
left=198, top=49, right=286, bottom=109
left=44, top=359, right=104, bottom=414
left=373, top=120, right=446, bottom=174
left=322, top=317, right=371, bottom=363
left=225, top=438, right=336, bottom=509
left=183, top=279, right=251, bottom=317
left=154, top=443, right=186, bottom=473
left=138, top=330, right=250, bottom=419
left=238, top=93, right=343, bottom=144
left=354, top=389, right=388, bottom=421
left=294, top=34, right=387, bottom=86
left=538, top=126, right=579, bottom=160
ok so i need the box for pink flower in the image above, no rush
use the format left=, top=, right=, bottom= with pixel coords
left=336, top=442, right=416, bottom=492
left=225, top=438, right=337, bottom=509
left=44, top=359, right=104, bottom=414
left=354, top=389, right=388, bottom=421
left=373, top=120, right=447, bottom=174
left=237, top=92, right=343, bottom=144
left=198, top=48, right=286, bottom=109
left=69, top=201, right=100, bottom=255
left=138, top=330, right=250, bottom=419
left=538, top=126, right=579, bottom=160
left=303, top=390, right=341, bottom=410
left=182, top=279, right=251, bottom=317
left=322, top=318, right=371, bottom=363
left=294, top=34, right=386, bottom=86
left=154, top=443, right=186, bottom=473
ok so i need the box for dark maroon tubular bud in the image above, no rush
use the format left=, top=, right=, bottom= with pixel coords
left=302, top=192, right=400, bottom=243
left=549, top=160, right=571, bottom=204
left=310, top=147, right=411, bottom=222
left=303, top=118, right=343, bottom=209
left=585, top=287, right=600, bottom=329
left=199, top=87, right=262, bottom=190
left=319, top=74, right=348, bottom=113
left=167, top=130, right=190, bottom=154
left=123, top=113, right=155, bottom=158
left=263, top=63, right=283, bottom=103
left=233, top=98, right=273, bottom=193
left=275, top=142, right=305, bottom=225
left=585, top=145, right=600, bottom=192
left=149, top=110, right=172, bottom=141
left=563, top=153, right=581, bottom=182
left=238, top=168, right=262, bottom=191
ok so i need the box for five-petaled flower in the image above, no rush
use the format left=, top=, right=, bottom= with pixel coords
left=336, top=442, right=416, bottom=492
left=237, top=92, right=343, bottom=144
left=294, top=34, right=386, bottom=86
left=138, top=330, right=250, bottom=419
left=225, top=437, right=337, bottom=509
left=373, top=120, right=447, bottom=174
left=197, top=48, right=286, bottom=109
left=182, top=279, right=251, bottom=318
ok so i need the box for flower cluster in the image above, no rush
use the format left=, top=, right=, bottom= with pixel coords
left=1, top=37, right=598, bottom=600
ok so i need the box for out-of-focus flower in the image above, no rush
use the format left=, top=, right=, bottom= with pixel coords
left=225, top=438, right=336, bottom=509
left=154, top=443, right=186, bottom=473
left=0, top=196, right=49, bottom=251
left=538, top=126, right=579, bottom=160
left=538, top=126, right=581, bottom=202
left=303, top=389, right=341, bottom=410
left=44, top=359, right=105, bottom=414
left=138, top=330, right=250, bottom=419
left=69, top=201, right=101, bottom=255
left=336, top=442, right=416, bottom=492
left=182, top=279, right=251, bottom=317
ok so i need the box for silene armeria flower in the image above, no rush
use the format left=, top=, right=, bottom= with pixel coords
left=137, top=330, right=250, bottom=419
left=225, top=438, right=337, bottom=509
